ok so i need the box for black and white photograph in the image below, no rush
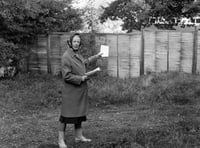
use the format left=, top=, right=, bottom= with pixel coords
left=1, top=0, right=200, bottom=148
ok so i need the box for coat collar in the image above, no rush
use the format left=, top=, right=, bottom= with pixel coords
left=68, top=48, right=83, bottom=63
left=68, top=48, right=76, bottom=57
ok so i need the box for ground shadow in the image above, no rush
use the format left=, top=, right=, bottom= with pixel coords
left=37, top=143, right=58, bottom=148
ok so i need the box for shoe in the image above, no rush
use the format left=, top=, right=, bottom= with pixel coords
left=75, top=136, right=92, bottom=142
left=58, top=131, right=67, bottom=148
left=58, top=143, right=67, bottom=148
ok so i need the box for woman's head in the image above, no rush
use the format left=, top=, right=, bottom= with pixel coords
left=68, top=33, right=81, bottom=51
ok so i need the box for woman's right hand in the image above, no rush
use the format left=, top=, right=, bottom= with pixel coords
left=81, top=75, right=88, bottom=82
left=96, top=52, right=103, bottom=58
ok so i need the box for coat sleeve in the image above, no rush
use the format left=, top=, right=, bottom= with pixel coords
left=62, top=55, right=83, bottom=85
left=83, top=54, right=98, bottom=66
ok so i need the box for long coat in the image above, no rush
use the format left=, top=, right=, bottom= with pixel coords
left=61, top=48, right=98, bottom=118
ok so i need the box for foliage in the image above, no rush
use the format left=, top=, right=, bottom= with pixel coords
left=0, top=39, right=27, bottom=67
left=97, top=18, right=127, bottom=33
left=100, top=0, right=149, bottom=31
left=88, top=72, right=200, bottom=106
left=146, top=0, right=184, bottom=17
left=1, top=72, right=200, bottom=147
left=0, top=71, right=199, bottom=110
left=73, top=0, right=104, bottom=32
left=38, top=0, right=82, bottom=32
left=183, top=1, right=200, bottom=16
left=100, top=0, right=199, bottom=32
left=0, top=0, right=82, bottom=68
left=80, top=7, right=102, bottom=32
left=0, top=73, right=62, bottom=110
left=80, top=33, right=98, bottom=70
left=0, top=0, right=82, bottom=44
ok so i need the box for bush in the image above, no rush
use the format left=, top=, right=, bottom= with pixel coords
left=1, top=72, right=200, bottom=111
left=0, top=39, right=18, bottom=67
left=142, top=72, right=200, bottom=105
left=0, top=39, right=29, bottom=75
left=88, top=72, right=200, bottom=106
left=0, top=73, right=62, bottom=111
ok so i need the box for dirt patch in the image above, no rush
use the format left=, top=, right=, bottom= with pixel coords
left=1, top=103, right=200, bottom=148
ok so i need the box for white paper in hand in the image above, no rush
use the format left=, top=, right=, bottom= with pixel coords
left=100, top=45, right=109, bottom=57
left=85, top=67, right=101, bottom=76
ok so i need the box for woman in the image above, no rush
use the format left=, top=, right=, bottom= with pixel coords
left=58, top=33, right=102, bottom=148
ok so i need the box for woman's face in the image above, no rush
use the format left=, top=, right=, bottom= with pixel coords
left=72, top=35, right=81, bottom=51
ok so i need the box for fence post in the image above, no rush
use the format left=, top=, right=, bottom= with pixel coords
left=47, top=34, right=51, bottom=74
left=167, top=31, right=169, bottom=72
left=128, top=34, right=131, bottom=78
left=180, top=32, right=183, bottom=72
left=192, top=27, right=198, bottom=74
left=117, top=34, right=119, bottom=78
left=140, top=29, right=144, bottom=75
left=26, top=39, right=30, bottom=72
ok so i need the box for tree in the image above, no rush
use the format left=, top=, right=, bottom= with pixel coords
left=37, top=0, right=82, bottom=32
left=146, top=0, right=197, bottom=18
left=72, top=0, right=103, bottom=32
left=183, top=0, right=200, bottom=16
left=100, top=0, right=199, bottom=32
left=0, top=0, right=82, bottom=68
left=0, top=0, right=82, bottom=44
left=100, top=0, right=149, bottom=32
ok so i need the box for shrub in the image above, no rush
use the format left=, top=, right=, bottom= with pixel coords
left=0, top=39, right=28, bottom=74
left=1, top=72, right=200, bottom=111
left=88, top=72, right=200, bottom=106
left=0, top=39, right=18, bottom=67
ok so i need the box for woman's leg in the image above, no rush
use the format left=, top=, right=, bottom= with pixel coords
left=74, top=122, right=91, bottom=142
left=59, top=122, right=67, bottom=131
left=58, top=122, right=67, bottom=148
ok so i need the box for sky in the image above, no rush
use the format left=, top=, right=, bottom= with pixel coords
left=72, top=0, right=116, bottom=8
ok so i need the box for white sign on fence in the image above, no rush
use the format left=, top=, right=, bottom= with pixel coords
left=100, top=45, right=109, bottom=57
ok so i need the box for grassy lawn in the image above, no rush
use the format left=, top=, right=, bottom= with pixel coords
left=0, top=72, right=200, bottom=148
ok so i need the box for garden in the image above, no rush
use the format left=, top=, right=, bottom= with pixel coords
left=1, top=0, right=200, bottom=148
left=0, top=72, right=200, bottom=148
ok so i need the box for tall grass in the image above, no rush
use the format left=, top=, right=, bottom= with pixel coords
left=88, top=72, right=200, bottom=106
left=0, top=72, right=200, bottom=111
left=1, top=72, right=200, bottom=148
left=0, top=73, right=62, bottom=112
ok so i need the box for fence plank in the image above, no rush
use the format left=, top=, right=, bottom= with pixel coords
left=144, top=31, right=156, bottom=73
left=129, top=32, right=142, bottom=77
left=49, top=34, right=62, bottom=75
left=192, top=28, right=198, bottom=74
left=47, top=35, right=51, bottom=73
left=118, top=34, right=130, bottom=78
left=169, top=31, right=181, bottom=71
left=180, top=32, right=194, bottom=73
left=96, top=34, right=119, bottom=77
left=28, top=31, right=199, bottom=78
left=197, top=32, right=200, bottom=74
left=29, top=35, right=48, bottom=72
left=155, top=31, right=168, bottom=72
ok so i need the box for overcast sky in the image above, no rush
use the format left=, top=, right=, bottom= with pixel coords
left=72, top=0, right=116, bottom=8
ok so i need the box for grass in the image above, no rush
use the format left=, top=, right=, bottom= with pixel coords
left=0, top=72, right=200, bottom=148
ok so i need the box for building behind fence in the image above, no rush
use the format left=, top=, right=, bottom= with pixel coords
left=28, top=30, right=200, bottom=78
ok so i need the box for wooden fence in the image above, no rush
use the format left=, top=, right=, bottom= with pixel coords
left=28, top=30, right=200, bottom=78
